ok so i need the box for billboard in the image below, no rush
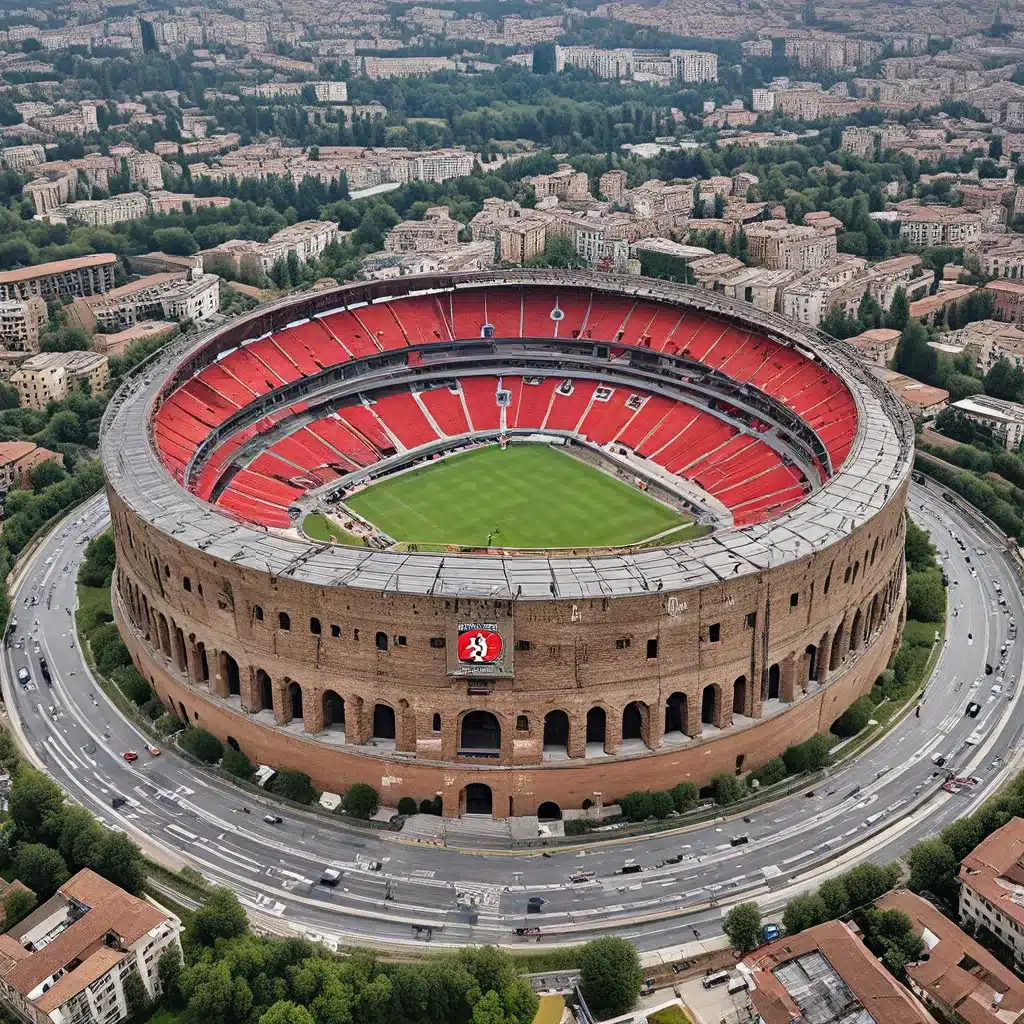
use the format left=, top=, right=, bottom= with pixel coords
left=447, top=602, right=514, bottom=678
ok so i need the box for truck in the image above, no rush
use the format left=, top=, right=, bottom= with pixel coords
left=762, top=923, right=781, bottom=944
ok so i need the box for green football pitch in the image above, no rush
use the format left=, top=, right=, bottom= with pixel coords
left=345, top=444, right=695, bottom=549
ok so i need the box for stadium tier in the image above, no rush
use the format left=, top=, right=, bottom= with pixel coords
left=152, top=285, right=855, bottom=531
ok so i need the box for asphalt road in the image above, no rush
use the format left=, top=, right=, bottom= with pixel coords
left=3, top=482, right=1022, bottom=955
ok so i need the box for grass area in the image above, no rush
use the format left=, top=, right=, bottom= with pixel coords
left=302, top=512, right=364, bottom=545
left=77, top=583, right=112, bottom=624
left=648, top=1008, right=694, bottom=1024
left=346, top=444, right=690, bottom=549
left=533, top=995, right=565, bottom=1024
left=144, top=1010, right=183, bottom=1024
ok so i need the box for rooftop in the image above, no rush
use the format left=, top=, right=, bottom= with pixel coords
left=875, top=368, right=950, bottom=409
left=960, top=816, right=1024, bottom=933
left=0, top=253, right=117, bottom=284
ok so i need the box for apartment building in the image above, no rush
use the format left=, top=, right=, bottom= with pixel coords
left=48, top=192, right=150, bottom=227
left=0, top=869, right=181, bottom=1024
left=940, top=319, right=1024, bottom=372
left=0, top=144, right=45, bottom=173
left=525, top=164, right=590, bottom=202
left=147, top=192, right=230, bottom=216
left=124, top=151, right=165, bottom=191
left=741, top=920, right=931, bottom=1024
left=361, top=241, right=494, bottom=280
left=627, top=179, right=694, bottom=218
left=774, top=88, right=826, bottom=120
left=24, top=173, right=75, bottom=217
left=241, top=81, right=348, bottom=103
left=988, top=280, right=1024, bottom=326
left=0, top=298, right=47, bottom=352
left=865, top=254, right=934, bottom=307
left=898, top=206, right=983, bottom=249
left=952, top=394, right=1024, bottom=449
left=751, top=88, right=776, bottom=113
left=845, top=327, right=901, bottom=366
left=201, top=221, right=339, bottom=278
left=876, top=890, right=1024, bottom=1024
left=980, top=237, right=1024, bottom=279
left=598, top=169, right=627, bottom=202
left=0, top=441, right=62, bottom=492
left=553, top=46, right=717, bottom=82
left=873, top=368, right=949, bottom=420
left=959, top=817, right=1024, bottom=965
left=68, top=273, right=220, bottom=333
left=747, top=220, right=837, bottom=271
left=0, top=255, right=117, bottom=303
left=10, top=352, right=109, bottom=410
left=360, top=56, right=459, bottom=79
left=384, top=208, right=462, bottom=254
left=781, top=255, right=868, bottom=326
left=840, top=126, right=878, bottom=158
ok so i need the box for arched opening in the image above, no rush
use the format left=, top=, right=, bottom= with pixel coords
left=701, top=684, right=718, bottom=726
left=817, top=631, right=831, bottom=682
left=830, top=622, right=846, bottom=671
left=868, top=595, right=879, bottom=635
left=622, top=701, right=645, bottom=741
left=287, top=681, right=303, bottom=721
left=256, top=669, right=273, bottom=712
left=586, top=706, right=606, bottom=747
left=538, top=801, right=562, bottom=821
left=226, top=736, right=240, bottom=751
left=177, top=701, right=188, bottom=721
left=224, top=652, right=240, bottom=696
left=196, top=642, right=209, bottom=683
left=543, top=710, right=569, bottom=753
left=733, top=676, right=747, bottom=716
left=279, top=611, right=290, bottom=630
left=173, top=625, right=187, bottom=674
left=850, top=609, right=863, bottom=652
left=805, top=644, right=817, bottom=682
left=767, top=663, right=781, bottom=700
left=157, top=614, right=171, bottom=658
left=463, top=783, right=492, bottom=815
left=664, top=692, right=687, bottom=735
left=432, top=712, right=441, bottom=732
left=460, top=710, right=501, bottom=754
left=323, top=690, right=345, bottom=730
left=373, top=703, right=396, bottom=740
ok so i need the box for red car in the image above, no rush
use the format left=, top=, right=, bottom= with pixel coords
left=122, top=751, right=138, bottom=762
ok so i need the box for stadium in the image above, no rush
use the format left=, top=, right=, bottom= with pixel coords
left=102, top=268, right=914, bottom=819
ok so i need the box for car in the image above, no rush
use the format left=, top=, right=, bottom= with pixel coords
left=943, top=782, right=962, bottom=794
left=966, top=702, right=982, bottom=718
left=967, top=730, right=983, bottom=745
left=263, top=814, right=282, bottom=825
left=147, top=746, right=161, bottom=756
left=16, top=667, right=29, bottom=684
left=952, top=776, right=981, bottom=787
left=110, top=796, right=128, bottom=809
left=122, top=751, right=138, bottom=762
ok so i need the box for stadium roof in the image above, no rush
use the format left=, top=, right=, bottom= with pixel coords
left=101, top=269, right=914, bottom=600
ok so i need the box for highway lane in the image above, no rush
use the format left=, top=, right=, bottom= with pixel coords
left=3, top=482, right=1022, bottom=953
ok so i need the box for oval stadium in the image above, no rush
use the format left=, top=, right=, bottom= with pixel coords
left=101, top=268, right=914, bottom=820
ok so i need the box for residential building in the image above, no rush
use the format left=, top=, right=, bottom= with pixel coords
left=981, top=238, right=1024, bottom=279
left=360, top=241, right=494, bottom=280
left=48, top=192, right=150, bottom=227
left=781, top=255, right=869, bottom=327
left=0, top=255, right=117, bottom=303
left=952, top=394, right=1024, bottom=449
left=941, top=319, right=1024, bottom=371
left=553, top=46, right=716, bottom=82
left=774, top=88, right=826, bottom=120
left=0, top=144, right=45, bottom=173
left=988, top=280, right=1024, bottom=325
left=0, top=298, right=47, bottom=352
left=241, top=81, right=348, bottom=103
left=201, top=221, right=340, bottom=279
left=909, top=283, right=979, bottom=325
left=470, top=198, right=549, bottom=263
left=68, top=274, right=220, bottom=333
left=877, top=890, right=1024, bottom=1024
left=360, top=56, right=460, bottom=79
left=598, top=169, right=627, bottom=202
left=24, top=172, right=76, bottom=216
left=751, top=88, right=775, bottom=113
left=959, top=816, right=1024, bottom=965
left=0, top=869, right=182, bottom=1024
left=0, top=442, right=62, bottom=491
left=865, top=254, right=934, bottom=308
left=124, top=151, right=165, bottom=191
left=747, top=220, right=837, bottom=271
left=840, top=126, right=878, bottom=158
left=525, top=164, right=590, bottom=202
left=740, top=920, right=932, bottom=1024
left=147, top=192, right=231, bottom=216
left=384, top=208, right=462, bottom=253
left=10, top=352, right=109, bottom=410
left=898, top=205, right=983, bottom=249
left=845, top=327, right=901, bottom=366
left=874, top=367, right=949, bottom=421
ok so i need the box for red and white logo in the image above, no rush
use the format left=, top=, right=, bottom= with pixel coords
left=457, top=628, right=503, bottom=664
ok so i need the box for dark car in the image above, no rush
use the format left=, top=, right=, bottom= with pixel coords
left=111, top=796, right=128, bottom=809
left=966, top=702, right=982, bottom=718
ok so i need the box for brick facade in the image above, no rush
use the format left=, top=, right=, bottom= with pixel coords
left=109, top=479, right=908, bottom=818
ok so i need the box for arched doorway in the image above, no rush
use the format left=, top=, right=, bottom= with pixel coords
left=767, top=663, right=780, bottom=700
left=460, top=710, right=501, bottom=753
left=804, top=645, right=817, bottom=682
left=323, top=690, right=345, bottom=731
left=622, top=701, right=645, bottom=741
left=173, top=625, right=187, bottom=674
left=701, top=684, right=718, bottom=726
left=830, top=622, right=846, bottom=670
left=256, top=669, right=273, bottom=711
left=287, top=682, right=303, bottom=721
left=586, top=706, right=606, bottom=746
left=664, top=692, right=687, bottom=735
left=733, top=676, right=746, bottom=716
left=373, top=703, right=396, bottom=740
left=543, top=710, right=569, bottom=753
left=538, top=801, right=562, bottom=821
left=850, top=609, right=863, bottom=652
left=463, top=783, right=492, bottom=815
left=196, top=642, right=210, bottom=684
left=158, top=614, right=171, bottom=658
left=223, top=653, right=240, bottom=696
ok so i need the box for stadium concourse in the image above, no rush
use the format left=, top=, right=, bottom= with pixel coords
left=102, top=270, right=913, bottom=819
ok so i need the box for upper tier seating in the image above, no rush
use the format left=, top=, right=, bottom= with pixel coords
left=153, top=288, right=850, bottom=528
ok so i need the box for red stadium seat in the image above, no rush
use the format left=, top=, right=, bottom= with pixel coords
left=418, top=385, right=471, bottom=436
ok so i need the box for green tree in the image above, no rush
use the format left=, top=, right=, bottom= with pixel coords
left=470, top=991, right=507, bottom=1024
left=782, top=892, right=828, bottom=935
left=222, top=746, right=255, bottom=778
left=886, top=286, right=910, bottom=331
left=28, top=459, right=66, bottom=490
left=397, top=796, right=418, bottom=815
left=671, top=781, right=699, bottom=813
left=710, top=773, right=743, bottom=805
left=842, top=863, right=899, bottom=909
left=578, top=937, right=642, bottom=1019
left=907, top=838, right=958, bottom=899
left=124, top=969, right=152, bottom=1024
left=906, top=569, right=946, bottom=622
left=895, top=320, right=937, bottom=384
left=341, top=782, right=379, bottom=819
left=8, top=768, right=65, bottom=844
left=816, top=877, right=850, bottom=919
left=258, top=1001, right=316, bottom=1024
left=985, top=356, right=1024, bottom=401
left=94, top=832, right=145, bottom=894
left=186, top=887, right=249, bottom=948
left=14, top=843, right=69, bottom=900
left=649, top=790, right=675, bottom=819
left=179, top=728, right=224, bottom=764
left=723, top=902, right=763, bottom=954
left=152, top=227, right=199, bottom=257
left=619, top=790, right=654, bottom=821
left=56, top=803, right=104, bottom=871
left=268, top=768, right=316, bottom=804
left=3, top=887, right=36, bottom=928
left=831, top=695, right=874, bottom=738
left=157, top=946, right=183, bottom=1007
